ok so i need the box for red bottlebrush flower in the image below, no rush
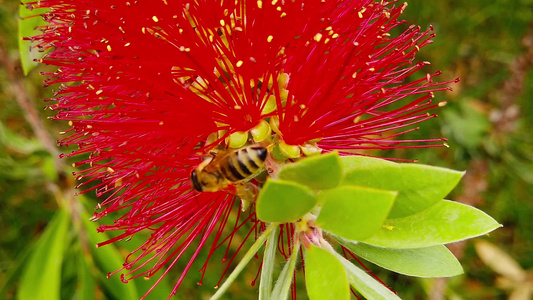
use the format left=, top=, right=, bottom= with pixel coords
left=29, top=0, right=456, bottom=298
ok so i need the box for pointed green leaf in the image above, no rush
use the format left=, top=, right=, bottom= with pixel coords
left=362, top=200, right=501, bottom=249
left=269, top=240, right=300, bottom=300
left=81, top=214, right=139, bottom=300
left=342, top=158, right=464, bottom=218
left=211, top=224, right=277, bottom=300
left=17, top=209, right=70, bottom=300
left=316, top=186, right=396, bottom=241
left=330, top=250, right=401, bottom=300
left=278, top=152, right=343, bottom=190
left=257, top=179, right=317, bottom=222
left=337, top=237, right=463, bottom=277
left=77, top=250, right=96, bottom=300
left=305, top=245, right=350, bottom=300
left=259, top=227, right=279, bottom=300
left=19, top=4, right=48, bottom=75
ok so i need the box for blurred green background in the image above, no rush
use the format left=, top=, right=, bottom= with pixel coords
left=1, top=0, right=532, bottom=299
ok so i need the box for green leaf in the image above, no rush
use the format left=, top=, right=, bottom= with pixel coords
left=0, top=122, right=43, bottom=154
left=316, top=186, right=397, bottom=240
left=337, top=237, right=463, bottom=277
left=339, top=155, right=395, bottom=171
left=330, top=250, right=401, bottom=300
left=77, top=249, right=96, bottom=300
left=443, top=101, right=490, bottom=150
left=257, top=179, right=317, bottom=223
left=19, top=4, right=48, bottom=75
left=0, top=238, right=33, bottom=296
left=81, top=214, right=139, bottom=300
left=278, top=151, right=343, bottom=190
left=211, top=224, right=277, bottom=300
left=259, top=226, right=279, bottom=300
left=269, top=240, right=300, bottom=300
left=342, top=158, right=464, bottom=218
left=17, top=209, right=70, bottom=300
left=362, top=200, right=501, bottom=249
left=305, top=245, right=350, bottom=300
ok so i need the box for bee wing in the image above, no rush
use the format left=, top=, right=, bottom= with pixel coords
left=200, top=148, right=232, bottom=172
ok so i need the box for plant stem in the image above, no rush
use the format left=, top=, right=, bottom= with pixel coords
left=210, top=223, right=278, bottom=300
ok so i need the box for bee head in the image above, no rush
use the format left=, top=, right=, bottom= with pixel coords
left=190, top=169, right=203, bottom=192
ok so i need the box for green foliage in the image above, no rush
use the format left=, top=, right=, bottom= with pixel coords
left=305, top=245, right=350, bottom=300
left=442, top=101, right=491, bottom=151
left=17, top=209, right=69, bottom=300
left=258, top=227, right=279, bottom=300
left=340, top=238, right=463, bottom=278
left=18, top=4, right=47, bottom=75
left=250, top=152, right=498, bottom=300
left=81, top=214, right=139, bottom=300
left=316, top=186, right=396, bottom=240
left=269, top=241, right=300, bottom=300
left=256, top=179, right=317, bottom=222
left=331, top=250, right=401, bottom=300
left=211, top=224, right=277, bottom=300
left=362, top=200, right=501, bottom=249
left=277, top=151, right=343, bottom=189
left=341, top=156, right=465, bottom=218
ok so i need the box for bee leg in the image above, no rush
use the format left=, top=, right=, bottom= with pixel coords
left=236, top=182, right=260, bottom=212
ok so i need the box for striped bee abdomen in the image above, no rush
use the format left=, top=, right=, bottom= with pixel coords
left=220, top=146, right=267, bottom=182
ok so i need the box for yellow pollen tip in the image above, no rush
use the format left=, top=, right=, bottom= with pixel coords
left=257, top=0, right=263, bottom=8
left=152, top=16, right=159, bottom=22
left=313, top=33, right=323, bottom=42
left=106, top=45, right=112, bottom=51
left=236, top=60, right=243, bottom=67
left=267, top=35, right=273, bottom=42
left=438, top=101, right=447, bottom=107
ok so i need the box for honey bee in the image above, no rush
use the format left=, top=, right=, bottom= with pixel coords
left=190, top=146, right=268, bottom=200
